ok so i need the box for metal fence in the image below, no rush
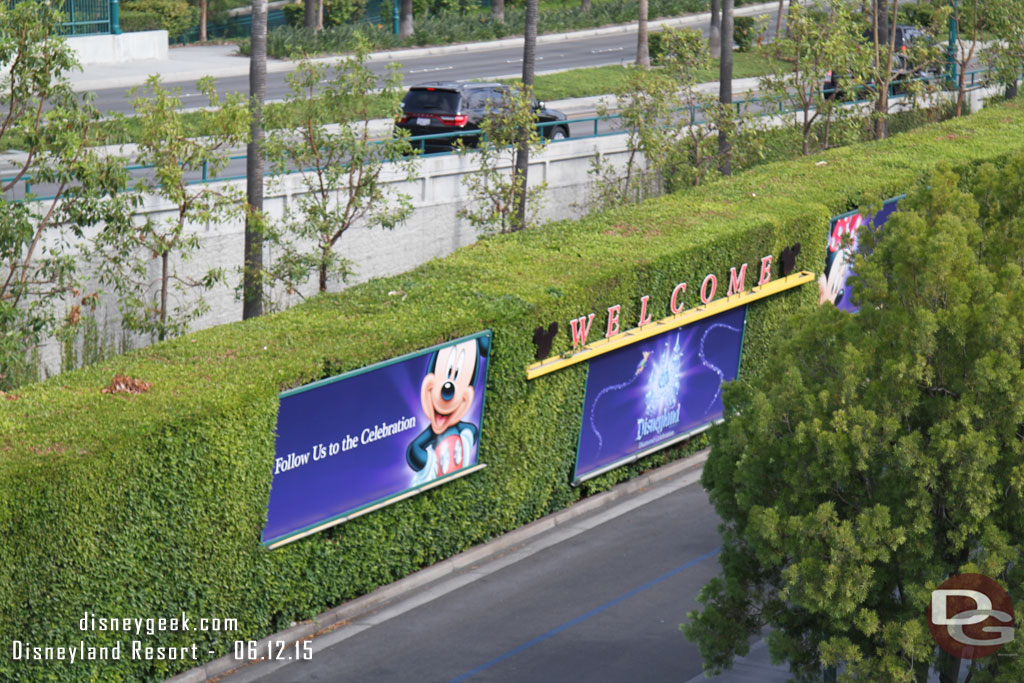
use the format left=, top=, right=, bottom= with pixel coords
left=59, top=0, right=113, bottom=36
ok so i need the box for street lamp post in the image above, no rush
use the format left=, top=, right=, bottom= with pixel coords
left=946, top=0, right=958, bottom=86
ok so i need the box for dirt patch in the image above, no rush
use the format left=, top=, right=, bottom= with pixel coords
left=102, top=374, right=152, bottom=395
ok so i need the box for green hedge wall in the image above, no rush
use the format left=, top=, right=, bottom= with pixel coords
left=2, top=100, right=1024, bottom=680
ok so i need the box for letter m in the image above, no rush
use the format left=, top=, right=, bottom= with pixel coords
left=728, top=263, right=748, bottom=296
left=569, top=314, right=596, bottom=350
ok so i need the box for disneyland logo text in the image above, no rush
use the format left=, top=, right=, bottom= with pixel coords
left=636, top=403, right=681, bottom=441
left=564, top=257, right=774, bottom=352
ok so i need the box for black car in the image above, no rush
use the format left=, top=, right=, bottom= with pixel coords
left=396, top=82, right=570, bottom=152
left=823, top=25, right=933, bottom=100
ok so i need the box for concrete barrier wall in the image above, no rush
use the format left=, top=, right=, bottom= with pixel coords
left=42, top=133, right=640, bottom=373
left=66, top=31, right=168, bottom=66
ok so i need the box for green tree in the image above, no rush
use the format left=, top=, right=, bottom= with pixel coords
left=595, top=28, right=740, bottom=201
left=759, top=0, right=863, bottom=155
left=980, top=0, right=1024, bottom=100
left=513, top=0, right=540, bottom=230
left=459, top=87, right=547, bottom=235
left=685, top=158, right=1024, bottom=682
left=0, top=1, right=134, bottom=388
left=244, top=0, right=268, bottom=320
left=718, top=0, right=734, bottom=174
left=938, top=0, right=997, bottom=116
left=261, top=49, right=415, bottom=297
left=93, top=76, right=249, bottom=342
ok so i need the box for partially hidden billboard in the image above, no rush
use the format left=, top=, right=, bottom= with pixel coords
left=262, top=331, right=492, bottom=548
left=820, top=197, right=901, bottom=312
left=574, top=306, right=747, bottom=483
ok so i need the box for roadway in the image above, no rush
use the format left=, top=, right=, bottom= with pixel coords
left=83, top=3, right=785, bottom=115
left=217, top=459, right=736, bottom=683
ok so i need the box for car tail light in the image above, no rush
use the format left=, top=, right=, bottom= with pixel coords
left=438, top=115, right=468, bottom=127
left=827, top=70, right=833, bottom=78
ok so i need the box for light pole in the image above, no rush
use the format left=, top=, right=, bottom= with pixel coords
left=946, top=0, right=958, bottom=86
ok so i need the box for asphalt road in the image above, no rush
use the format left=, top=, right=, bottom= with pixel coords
left=230, top=468, right=723, bottom=683
left=86, top=6, right=784, bottom=115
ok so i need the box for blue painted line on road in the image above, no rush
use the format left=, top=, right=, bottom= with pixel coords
left=449, top=545, right=722, bottom=682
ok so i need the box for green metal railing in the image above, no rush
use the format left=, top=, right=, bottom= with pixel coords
left=3, top=66, right=1021, bottom=199
left=57, top=0, right=117, bottom=36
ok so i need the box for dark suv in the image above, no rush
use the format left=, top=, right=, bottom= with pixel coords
left=396, top=82, right=570, bottom=152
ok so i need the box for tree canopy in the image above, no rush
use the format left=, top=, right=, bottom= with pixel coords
left=685, top=154, right=1024, bottom=682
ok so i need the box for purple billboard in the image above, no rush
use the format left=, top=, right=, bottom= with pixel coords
left=262, top=331, right=492, bottom=548
left=574, top=307, right=746, bottom=483
left=820, top=197, right=901, bottom=312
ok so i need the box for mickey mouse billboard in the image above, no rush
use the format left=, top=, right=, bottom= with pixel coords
left=262, top=331, right=492, bottom=549
left=820, top=197, right=901, bottom=312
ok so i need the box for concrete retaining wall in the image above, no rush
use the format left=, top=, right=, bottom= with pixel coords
left=66, top=30, right=168, bottom=66
left=42, top=133, right=639, bottom=374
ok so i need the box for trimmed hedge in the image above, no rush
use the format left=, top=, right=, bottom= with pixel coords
left=2, top=101, right=1024, bottom=680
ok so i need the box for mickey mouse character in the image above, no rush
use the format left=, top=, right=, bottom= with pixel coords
left=407, top=336, right=489, bottom=487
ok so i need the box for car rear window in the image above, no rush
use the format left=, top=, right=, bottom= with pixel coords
left=402, top=89, right=461, bottom=113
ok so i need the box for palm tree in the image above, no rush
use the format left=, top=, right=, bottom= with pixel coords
left=243, top=0, right=266, bottom=319
left=514, top=0, right=539, bottom=231
left=710, top=0, right=721, bottom=55
left=637, top=0, right=650, bottom=67
left=492, top=0, right=505, bottom=23
left=400, top=0, right=414, bottom=37
left=719, top=0, right=733, bottom=175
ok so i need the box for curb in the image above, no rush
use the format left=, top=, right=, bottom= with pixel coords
left=166, top=449, right=708, bottom=683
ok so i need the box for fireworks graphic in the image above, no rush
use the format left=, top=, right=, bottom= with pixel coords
left=698, top=322, right=742, bottom=414
left=644, top=334, right=683, bottom=418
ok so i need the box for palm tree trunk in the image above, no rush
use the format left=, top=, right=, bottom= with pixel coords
left=199, top=0, right=208, bottom=41
left=400, top=0, right=414, bottom=38
left=581, top=0, right=591, bottom=11
left=709, top=0, right=721, bottom=55
left=719, top=0, right=733, bottom=175
left=304, top=0, right=316, bottom=29
left=492, top=0, right=505, bottom=23
left=243, top=0, right=266, bottom=320
left=514, top=0, right=538, bottom=231
left=637, top=0, right=650, bottom=67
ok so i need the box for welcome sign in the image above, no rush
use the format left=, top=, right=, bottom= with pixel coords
left=262, top=331, right=492, bottom=549
left=574, top=306, right=746, bottom=483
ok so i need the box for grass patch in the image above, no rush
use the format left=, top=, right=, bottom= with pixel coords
left=497, top=48, right=792, bottom=101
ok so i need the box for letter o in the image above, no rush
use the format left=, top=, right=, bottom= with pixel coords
left=700, top=274, right=717, bottom=304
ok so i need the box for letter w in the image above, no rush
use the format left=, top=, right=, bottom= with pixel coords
left=569, top=314, right=596, bottom=349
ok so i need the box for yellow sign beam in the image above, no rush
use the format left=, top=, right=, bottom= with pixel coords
left=526, top=271, right=816, bottom=380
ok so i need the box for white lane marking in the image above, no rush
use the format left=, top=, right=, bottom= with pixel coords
left=409, top=65, right=455, bottom=74
left=590, top=47, right=624, bottom=53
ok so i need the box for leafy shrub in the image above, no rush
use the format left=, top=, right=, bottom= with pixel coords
left=121, top=0, right=198, bottom=38
left=734, top=15, right=756, bottom=52
left=282, top=0, right=368, bottom=27
left=248, top=0, right=709, bottom=57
